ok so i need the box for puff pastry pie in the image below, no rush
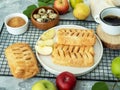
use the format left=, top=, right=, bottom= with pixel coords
left=52, top=43, right=94, bottom=67
left=51, top=28, right=96, bottom=67
left=57, top=28, right=96, bottom=46
left=5, top=43, right=39, bottom=79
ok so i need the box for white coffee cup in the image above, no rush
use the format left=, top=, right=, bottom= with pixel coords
left=95, top=7, right=120, bottom=35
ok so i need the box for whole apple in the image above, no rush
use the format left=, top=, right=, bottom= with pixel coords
left=32, top=80, right=57, bottom=90
left=56, top=71, right=76, bottom=90
left=70, top=0, right=83, bottom=8
left=53, top=0, right=69, bottom=15
left=73, top=3, right=90, bottom=20
left=111, top=56, right=120, bottom=78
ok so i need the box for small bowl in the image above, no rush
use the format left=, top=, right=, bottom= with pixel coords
left=31, top=6, right=59, bottom=30
left=5, top=13, right=28, bottom=35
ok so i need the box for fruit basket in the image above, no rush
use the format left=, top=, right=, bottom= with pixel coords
left=0, top=20, right=119, bottom=81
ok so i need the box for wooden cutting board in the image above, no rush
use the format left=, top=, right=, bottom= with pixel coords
left=96, top=25, right=120, bottom=49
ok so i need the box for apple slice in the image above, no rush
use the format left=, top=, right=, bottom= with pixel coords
left=37, top=39, right=54, bottom=47
left=32, top=80, right=57, bottom=90
left=56, top=71, right=77, bottom=90
left=35, top=45, right=52, bottom=55
left=41, top=29, right=56, bottom=40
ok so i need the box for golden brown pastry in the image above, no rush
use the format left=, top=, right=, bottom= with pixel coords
left=52, top=43, right=94, bottom=67
left=57, top=28, right=96, bottom=46
left=5, top=43, right=39, bottom=79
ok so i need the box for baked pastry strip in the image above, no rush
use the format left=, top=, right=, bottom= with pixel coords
left=52, top=43, right=94, bottom=67
left=57, top=28, right=96, bottom=46
left=5, top=43, right=39, bottom=79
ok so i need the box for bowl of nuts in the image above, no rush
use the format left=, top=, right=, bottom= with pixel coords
left=31, top=6, right=59, bottom=30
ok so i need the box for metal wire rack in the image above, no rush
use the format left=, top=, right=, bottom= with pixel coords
left=0, top=20, right=119, bottom=81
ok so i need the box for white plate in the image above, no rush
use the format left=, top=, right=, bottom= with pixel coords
left=36, top=25, right=103, bottom=76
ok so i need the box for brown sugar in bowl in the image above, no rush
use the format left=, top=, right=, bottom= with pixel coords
left=31, top=6, right=59, bottom=30
left=5, top=13, right=28, bottom=35
left=7, top=16, right=26, bottom=27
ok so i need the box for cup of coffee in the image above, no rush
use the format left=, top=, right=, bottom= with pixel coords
left=95, top=7, right=120, bottom=35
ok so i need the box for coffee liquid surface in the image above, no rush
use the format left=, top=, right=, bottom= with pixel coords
left=103, top=15, right=120, bottom=25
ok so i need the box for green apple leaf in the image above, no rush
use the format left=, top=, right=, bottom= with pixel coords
left=92, top=81, right=109, bottom=90
left=23, top=4, right=37, bottom=18
left=38, top=0, right=54, bottom=5
left=47, top=0, right=54, bottom=4
left=38, top=1, right=48, bottom=7
left=23, top=0, right=54, bottom=18
left=38, top=0, right=50, bottom=3
left=38, top=0, right=45, bottom=2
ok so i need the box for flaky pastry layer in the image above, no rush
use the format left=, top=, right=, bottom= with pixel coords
left=52, top=43, right=94, bottom=67
left=5, top=43, right=39, bottom=79
left=57, top=28, right=96, bottom=46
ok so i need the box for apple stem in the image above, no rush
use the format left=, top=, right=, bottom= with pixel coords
left=64, top=77, right=69, bottom=82
left=59, top=0, right=63, bottom=4
left=112, top=78, right=120, bottom=90
left=112, top=81, right=117, bottom=90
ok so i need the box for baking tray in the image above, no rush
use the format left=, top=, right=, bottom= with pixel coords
left=0, top=20, right=119, bottom=81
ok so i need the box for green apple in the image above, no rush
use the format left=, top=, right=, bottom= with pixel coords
left=111, top=56, right=120, bottom=78
left=32, top=80, right=57, bottom=90
left=69, top=0, right=83, bottom=8
left=73, top=3, right=90, bottom=20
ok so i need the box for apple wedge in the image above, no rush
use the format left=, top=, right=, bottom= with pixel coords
left=37, top=39, right=54, bottom=47
left=41, top=29, right=56, bottom=40
left=35, top=45, right=53, bottom=55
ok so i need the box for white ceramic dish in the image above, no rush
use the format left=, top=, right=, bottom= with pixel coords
left=36, top=25, right=103, bottom=76
left=95, top=7, right=120, bottom=35
left=4, top=13, right=28, bottom=35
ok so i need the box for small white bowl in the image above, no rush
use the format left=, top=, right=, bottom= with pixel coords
left=5, top=13, right=28, bottom=35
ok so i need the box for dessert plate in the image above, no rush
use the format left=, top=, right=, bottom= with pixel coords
left=36, top=25, right=103, bottom=76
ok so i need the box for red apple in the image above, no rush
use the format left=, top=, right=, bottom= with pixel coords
left=56, top=71, right=76, bottom=90
left=53, top=0, right=69, bottom=15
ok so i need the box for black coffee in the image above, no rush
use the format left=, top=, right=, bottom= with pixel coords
left=103, top=15, right=120, bottom=25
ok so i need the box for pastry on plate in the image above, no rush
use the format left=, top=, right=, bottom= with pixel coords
left=52, top=43, right=95, bottom=67
left=57, top=28, right=96, bottom=46
left=5, top=43, right=39, bottom=79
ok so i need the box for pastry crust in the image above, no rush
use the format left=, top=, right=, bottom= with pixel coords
left=57, top=28, right=96, bottom=46
left=52, top=43, right=94, bottom=67
left=52, top=28, right=96, bottom=67
left=5, top=43, right=39, bottom=79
